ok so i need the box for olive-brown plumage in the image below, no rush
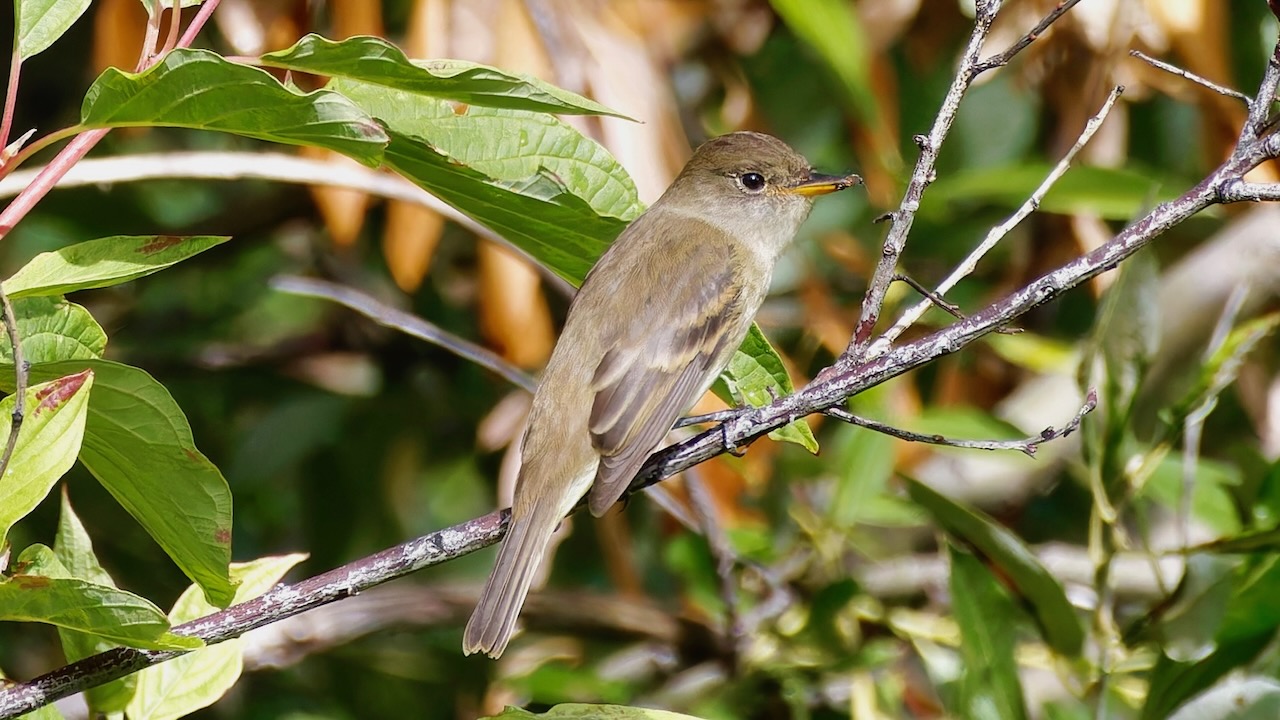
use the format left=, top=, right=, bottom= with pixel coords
left=463, top=132, right=859, bottom=657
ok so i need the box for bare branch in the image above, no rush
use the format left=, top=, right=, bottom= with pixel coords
left=972, top=0, right=1088, bottom=76
left=870, top=85, right=1124, bottom=355
left=1129, top=49, right=1252, bottom=104
left=826, top=388, right=1096, bottom=457
left=271, top=275, right=537, bottom=394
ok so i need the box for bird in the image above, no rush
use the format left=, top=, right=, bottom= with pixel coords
left=463, top=131, right=860, bottom=658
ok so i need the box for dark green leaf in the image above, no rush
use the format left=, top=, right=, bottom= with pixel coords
left=950, top=544, right=1029, bottom=720
left=261, top=34, right=631, bottom=118
left=906, top=477, right=1085, bottom=656
left=81, top=49, right=388, bottom=165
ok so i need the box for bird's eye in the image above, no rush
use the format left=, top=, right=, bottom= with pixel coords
left=739, top=172, right=766, bottom=192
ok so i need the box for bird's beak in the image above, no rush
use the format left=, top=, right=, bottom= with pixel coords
left=785, top=172, right=863, bottom=197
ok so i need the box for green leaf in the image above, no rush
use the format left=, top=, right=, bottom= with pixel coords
left=484, top=704, right=707, bottom=719
left=330, top=76, right=643, bottom=222
left=126, top=554, right=308, bottom=720
left=0, top=297, right=107, bottom=364
left=16, top=0, right=92, bottom=60
left=924, top=164, right=1171, bottom=221
left=769, top=0, right=876, bottom=123
left=905, top=477, right=1085, bottom=656
left=0, top=360, right=236, bottom=607
left=0, top=545, right=200, bottom=650
left=81, top=49, right=388, bottom=165
left=0, top=369, right=93, bottom=548
left=54, top=490, right=137, bottom=713
left=1147, top=554, right=1237, bottom=662
left=950, top=544, right=1029, bottom=720
left=717, top=325, right=818, bottom=452
left=261, top=34, right=632, bottom=118
left=829, top=383, right=897, bottom=527
left=381, top=129, right=622, bottom=283
left=3, top=235, right=231, bottom=298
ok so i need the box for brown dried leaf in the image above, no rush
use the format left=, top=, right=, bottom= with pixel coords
left=300, top=146, right=370, bottom=247
left=477, top=242, right=554, bottom=368
left=382, top=202, right=444, bottom=292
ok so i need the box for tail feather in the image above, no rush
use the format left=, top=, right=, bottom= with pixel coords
left=462, top=510, right=557, bottom=658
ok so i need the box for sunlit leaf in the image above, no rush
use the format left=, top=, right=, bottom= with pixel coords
left=262, top=34, right=632, bottom=118
left=0, top=370, right=93, bottom=548
left=0, top=297, right=106, bottom=364
left=16, top=0, right=91, bottom=60
left=126, top=554, right=307, bottom=720
left=81, top=49, right=388, bottom=165
left=0, top=545, right=200, bottom=650
left=0, top=361, right=236, bottom=607
left=3, top=235, right=231, bottom=298
left=717, top=325, right=818, bottom=452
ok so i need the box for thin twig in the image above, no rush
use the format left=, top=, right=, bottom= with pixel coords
left=271, top=276, right=536, bottom=394
left=0, top=51, right=21, bottom=160
left=825, top=388, right=1096, bottom=458
left=868, top=86, right=1124, bottom=356
left=0, top=151, right=578, bottom=298
left=1129, top=49, right=1252, bottom=104
left=841, top=2, right=1003, bottom=363
left=135, top=6, right=163, bottom=71
left=0, top=288, right=27, bottom=479
left=972, top=0, right=1088, bottom=75
left=177, top=0, right=220, bottom=49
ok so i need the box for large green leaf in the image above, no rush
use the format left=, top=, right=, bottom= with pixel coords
left=0, top=297, right=107, bottom=364
left=80, top=49, right=388, bottom=165
left=0, top=369, right=93, bottom=548
left=0, top=360, right=236, bottom=607
left=0, top=544, right=200, bottom=650
left=54, top=491, right=137, bottom=713
left=126, top=553, right=307, bottom=720
left=381, top=129, right=621, bottom=283
left=331, top=76, right=642, bottom=222
left=262, top=34, right=631, bottom=118
left=3, top=235, right=231, bottom=298
left=950, top=544, right=1029, bottom=720
left=906, top=477, right=1085, bottom=656
left=16, top=0, right=92, bottom=60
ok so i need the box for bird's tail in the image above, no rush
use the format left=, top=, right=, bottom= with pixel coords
left=462, top=507, right=559, bottom=658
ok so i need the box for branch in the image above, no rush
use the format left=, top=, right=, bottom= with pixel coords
left=870, top=85, right=1124, bottom=355
left=0, top=287, right=27, bottom=479
left=271, top=275, right=537, bottom=394
left=825, top=388, right=1096, bottom=457
left=1129, top=49, right=1252, bottom=104
left=972, top=0, right=1088, bottom=75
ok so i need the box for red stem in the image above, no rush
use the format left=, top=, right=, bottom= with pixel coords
left=0, top=0, right=221, bottom=241
left=0, top=52, right=21, bottom=158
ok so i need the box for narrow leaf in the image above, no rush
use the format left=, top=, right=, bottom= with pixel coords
left=262, top=34, right=632, bottom=118
left=950, top=544, right=1030, bottom=720
left=81, top=49, right=388, bottom=165
left=906, top=477, right=1085, bottom=656
left=3, top=235, right=231, bottom=298
left=0, top=369, right=93, bottom=548
left=17, top=0, right=92, bottom=60
left=769, top=0, right=876, bottom=122
left=126, top=554, right=307, bottom=720
left=0, top=545, right=200, bottom=650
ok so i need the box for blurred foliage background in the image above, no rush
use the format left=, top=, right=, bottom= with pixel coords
left=4, top=0, right=1280, bottom=718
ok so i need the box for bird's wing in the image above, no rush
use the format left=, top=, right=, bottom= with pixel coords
left=585, top=244, right=747, bottom=516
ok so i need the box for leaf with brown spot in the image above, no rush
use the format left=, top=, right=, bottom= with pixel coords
left=4, top=235, right=230, bottom=299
